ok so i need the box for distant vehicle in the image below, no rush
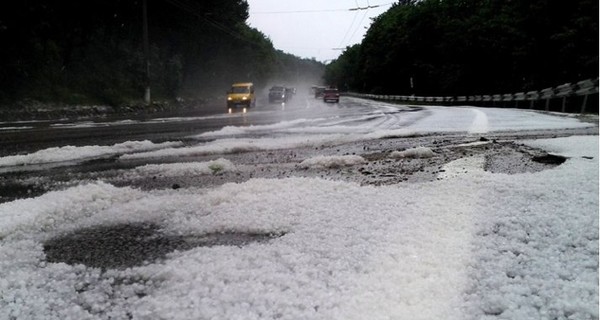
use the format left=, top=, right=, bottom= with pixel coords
left=227, top=82, right=255, bottom=112
left=314, top=86, right=326, bottom=98
left=285, top=87, right=296, bottom=100
left=269, top=86, right=288, bottom=103
left=323, top=88, right=340, bottom=103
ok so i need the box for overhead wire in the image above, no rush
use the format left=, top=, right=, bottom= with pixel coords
left=337, top=0, right=361, bottom=49
left=164, top=0, right=394, bottom=59
left=250, top=2, right=395, bottom=14
left=251, top=0, right=391, bottom=54
left=343, top=0, right=372, bottom=51
left=164, top=0, right=260, bottom=48
left=251, top=8, right=352, bottom=14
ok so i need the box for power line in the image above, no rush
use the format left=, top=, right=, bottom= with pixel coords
left=349, top=4, right=387, bottom=11
left=251, top=8, right=351, bottom=14
left=343, top=0, right=372, bottom=50
left=250, top=2, right=394, bottom=14
left=337, top=0, right=360, bottom=49
left=164, top=0, right=259, bottom=47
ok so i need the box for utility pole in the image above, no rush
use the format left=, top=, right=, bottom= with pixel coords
left=143, top=0, right=151, bottom=105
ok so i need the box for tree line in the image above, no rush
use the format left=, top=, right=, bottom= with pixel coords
left=324, top=0, right=598, bottom=96
left=0, top=0, right=324, bottom=107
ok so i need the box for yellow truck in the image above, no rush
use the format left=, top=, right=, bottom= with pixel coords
left=227, top=82, right=256, bottom=113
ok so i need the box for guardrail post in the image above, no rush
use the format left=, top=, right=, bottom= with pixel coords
left=526, top=91, right=539, bottom=109
left=555, top=83, right=574, bottom=113
left=581, top=94, right=588, bottom=114
left=575, top=79, right=598, bottom=114
left=352, top=78, right=597, bottom=113
left=540, top=88, right=554, bottom=111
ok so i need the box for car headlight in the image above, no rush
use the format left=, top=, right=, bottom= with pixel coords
left=227, top=97, right=232, bottom=101
left=242, top=96, right=247, bottom=100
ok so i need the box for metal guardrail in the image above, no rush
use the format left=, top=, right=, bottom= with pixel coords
left=345, top=78, right=599, bottom=114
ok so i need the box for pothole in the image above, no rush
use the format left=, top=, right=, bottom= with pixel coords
left=44, top=223, right=283, bottom=269
left=353, top=141, right=570, bottom=185
left=485, top=147, right=567, bottom=174
left=531, top=154, right=567, bottom=165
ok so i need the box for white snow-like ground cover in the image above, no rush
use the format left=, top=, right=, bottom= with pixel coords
left=0, top=102, right=593, bottom=168
left=0, top=140, right=182, bottom=168
left=120, top=129, right=417, bottom=161
left=0, top=134, right=597, bottom=320
left=0, top=103, right=598, bottom=319
left=299, top=155, right=366, bottom=168
left=401, top=105, right=593, bottom=134
left=133, top=158, right=237, bottom=177
left=0, top=126, right=34, bottom=131
left=390, top=146, right=435, bottom=158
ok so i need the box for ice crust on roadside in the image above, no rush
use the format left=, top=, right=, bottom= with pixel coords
left=134, top=158, right=237, bottom=177
left=121, top=130, right=416, bottom=161
left=401, top=105, right=593, bottom=134
left=462, top=135, right=599, bottom=320
left=0, top=182, right=146, bottom=239
left=0, top=140, right=182, bottom=167
left=521, top=135, right=599, bottom=158
left=3, top=101, right=592, bottom=166
left=299, top=155, right=366, bottom=168
left=390, top=146, right=435, bottom=158
left=0, top=135, right=597, bottom=319
left=197, top=119, right=320, bottom=137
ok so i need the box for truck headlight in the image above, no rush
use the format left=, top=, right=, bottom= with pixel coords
left=242, top=96, right=247, bottom=100
left=227, top=97, right=232, bottom=101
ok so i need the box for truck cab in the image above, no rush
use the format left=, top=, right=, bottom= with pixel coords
left=227, top=82, right=256, bottom=113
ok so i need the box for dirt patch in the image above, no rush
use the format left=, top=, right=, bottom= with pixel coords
left=15, top=133, right=587, bottom=197
left=44, top=223, right=283, bottom=269
left=351, top=140, right=566, bottom=185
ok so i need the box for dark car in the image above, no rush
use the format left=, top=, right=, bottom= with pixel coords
left=269, top=86, right=287, bottom=103
left=323, top=88, right=340, bottom=103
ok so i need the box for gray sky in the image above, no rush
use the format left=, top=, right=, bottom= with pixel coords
left=246, top=0, right=393, bottom=63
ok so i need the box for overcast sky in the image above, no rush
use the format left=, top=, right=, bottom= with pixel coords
left=246, top=0, right=393, bottom=63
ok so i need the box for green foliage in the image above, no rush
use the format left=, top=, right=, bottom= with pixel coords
left=0, top=0, right=324, bottom=107
left=208, top=163, right=224, bottom=174
left=324, top=0, right=598, bottom=95
left=324, top=45, right=362, bottom=91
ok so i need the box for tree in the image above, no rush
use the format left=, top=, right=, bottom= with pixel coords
left=324, top=0, right=598, bottom=95
left=0, top=0, right=325, bottom=107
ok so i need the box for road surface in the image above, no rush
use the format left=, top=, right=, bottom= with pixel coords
left=0, top=93, right=597, bottom=320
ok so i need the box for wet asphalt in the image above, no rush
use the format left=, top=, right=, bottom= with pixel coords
left=0, top=96, right=597, bottom=269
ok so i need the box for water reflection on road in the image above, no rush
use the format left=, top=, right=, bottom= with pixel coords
left=0, top=94, right=407, bottom=156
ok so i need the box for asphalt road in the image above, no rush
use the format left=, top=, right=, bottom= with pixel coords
left=0, top=93, right=377, bottom=156
left=2, top=94, right=598, bottom=266
left=1, top=92, right=403, bottom=199
left=1, top=96, right=596, bottom=198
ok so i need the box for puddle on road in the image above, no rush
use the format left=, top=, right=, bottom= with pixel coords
left=44, top=223, right=283, bottom=269
left=531, top=154, right=567, bottom=165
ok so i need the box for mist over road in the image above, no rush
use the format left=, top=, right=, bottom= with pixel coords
left=0, top=92, right=416, bottom=156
